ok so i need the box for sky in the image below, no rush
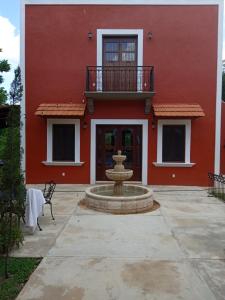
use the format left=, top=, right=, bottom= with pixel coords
left=0, top=0, right=20, bottom=92
left=0, top=0, right=225, bottom=93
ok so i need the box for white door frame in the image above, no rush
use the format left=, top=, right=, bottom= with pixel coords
left=96, top=29, right=143, bottom=91
left=90, top=119, right=148, bottom=184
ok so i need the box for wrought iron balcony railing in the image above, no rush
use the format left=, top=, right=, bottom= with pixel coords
left=86, top=66, right=154, bottom=92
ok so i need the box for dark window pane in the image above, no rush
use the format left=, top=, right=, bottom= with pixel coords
left=105, top=42, right=119, bottom=52
left=121, top=42, right=135, bottom=51
left=162, top=125, right=185, bottom=162
left=122, top=52, right=135, bottom=61
left=105, top=53, right=119, bottom=62
left=105, top=150, right=114, bottom=167
left=124, top=150, right=133, bottom=163
left=105, top=131, right=115, bottom=146
left=53, top=124, right=75, bottom=161
left=122, top=129, right=133, bottom=147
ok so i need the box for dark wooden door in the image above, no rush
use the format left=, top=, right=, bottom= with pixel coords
left=96, top=125, right=142, bottom=181
left=103, top=36, right=137, bottom=91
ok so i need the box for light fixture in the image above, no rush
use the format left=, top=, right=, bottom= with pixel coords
left=152, top=120, right=155, bottom=129
left=88, top=31, right=93, bottom=39
left=82, top=120, right=88, bottom=129
left=147, top=32, right=153, bottom=40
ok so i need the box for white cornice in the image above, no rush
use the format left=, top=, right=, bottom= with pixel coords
left=23, top=0, right=222, bottom=5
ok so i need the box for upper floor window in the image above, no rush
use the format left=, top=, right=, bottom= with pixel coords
left=103, top=36, right=137, bottom=64
left=102, top=36, right=138, bottom=91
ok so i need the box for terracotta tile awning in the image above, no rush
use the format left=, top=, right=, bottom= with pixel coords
left=152, top=104, right=205, bottom=118
left=35, top=103, right=86, bottom=117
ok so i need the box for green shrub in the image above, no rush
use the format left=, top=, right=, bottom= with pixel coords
left=0, top=214, right=23, bottom=254
left=0, top=67, right=25, bottom=277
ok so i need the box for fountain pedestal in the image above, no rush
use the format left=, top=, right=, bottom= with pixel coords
left=105, top=150, right=133, bottom=196
left=114, top=181, right=123, bottom=196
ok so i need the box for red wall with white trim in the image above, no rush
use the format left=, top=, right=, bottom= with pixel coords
left=25, top=4, right=218, bottom=186
left=220, top=102, right=225, bottom=174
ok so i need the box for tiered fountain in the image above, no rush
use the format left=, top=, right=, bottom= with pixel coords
left=85, top=150, right=154, bottom=214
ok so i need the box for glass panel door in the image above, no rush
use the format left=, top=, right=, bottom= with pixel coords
left=103, top=36, right=137, bottom=91
left=96, top=125, right=142, bottom=181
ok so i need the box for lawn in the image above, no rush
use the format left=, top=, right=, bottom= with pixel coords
left=0, top=257, right=42, bottom=300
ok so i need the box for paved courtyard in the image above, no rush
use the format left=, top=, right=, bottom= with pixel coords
left=13, top=185, right=225, bottom=300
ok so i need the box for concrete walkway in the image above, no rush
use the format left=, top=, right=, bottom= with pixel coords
left=14, top=185, right=225, bottom=300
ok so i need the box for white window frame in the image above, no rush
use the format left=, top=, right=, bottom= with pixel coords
left=153, top=119, right=195, bottom=167
left=96, top=29, right=143, bottom=91
left=42, top=118, right=83, bottom=166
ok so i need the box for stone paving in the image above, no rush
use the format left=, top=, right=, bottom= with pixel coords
left=13, top=185, right=225, bottom=300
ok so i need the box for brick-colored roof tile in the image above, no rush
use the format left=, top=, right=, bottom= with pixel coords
left=35, top=103, right=86, bottom=117
left=152, top=103, right=205, bottom=117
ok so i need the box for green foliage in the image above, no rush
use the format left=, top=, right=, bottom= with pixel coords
left=222, top=72, right=225, bottom=102
left=0, top=60, right=10, bottom=74
left=0, top=88, right=8, bottom=105
left=0, top=257, right=42, bottom=300
left=0, top=107, right=25, bottom=208
left=0, top=50, right=10, bottom=105
left=9, top=67, right=22, bottom=105
left=0, top=66, right=25, bottom=264
left=0, top=214, right=23, bottom=254
left=0, top=128, right=7, bottom=158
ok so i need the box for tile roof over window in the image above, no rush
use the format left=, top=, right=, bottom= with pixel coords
left=152, top=104, right=205, bottom=118
left=35, top=103, right=86, bottom=117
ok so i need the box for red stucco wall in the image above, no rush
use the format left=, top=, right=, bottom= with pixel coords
left=25, top=4, right=218, bottom=185
left=220, top=102, right=225, bottom=174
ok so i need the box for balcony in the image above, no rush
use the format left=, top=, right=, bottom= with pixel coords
left=84, top=66, right=155, bottom=114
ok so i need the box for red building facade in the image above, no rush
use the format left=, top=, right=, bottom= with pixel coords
left=220, top=102, right=225, bottom=174
left=21, top=0, right=224, bottom=186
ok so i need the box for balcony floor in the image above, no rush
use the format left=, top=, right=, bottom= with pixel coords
left=85, top=90, right=155, bottom=100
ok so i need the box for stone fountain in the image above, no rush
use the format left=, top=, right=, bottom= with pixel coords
left=85, top=150, right=154, bottom=214
left=105, top=150, right=133, bottom=196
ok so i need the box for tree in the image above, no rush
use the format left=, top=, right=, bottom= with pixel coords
left=0, top=49, right=10, bottom=104
left=9, top=67, right=23, bottom=104
left=0, top=66, right=25, bottom=278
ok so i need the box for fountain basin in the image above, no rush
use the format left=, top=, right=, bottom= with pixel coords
left=85, top=184, right=154, bottom=214
left=105, top=169, right=133, bottom=181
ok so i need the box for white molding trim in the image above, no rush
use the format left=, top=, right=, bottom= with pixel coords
left=90, top=119, right=148, bottom=185
left=153, top=162, right=195, bottom=167
left=42, top=161, right=84, bottom=166
left=46, top=118, right=81, bottom=164
left=214, top=0, right=223, bottom=174
left=96, top=29, right=143, bottom=91
left=20, top=0, right=26, bottom=177
left=24, top=1, right=223, bottom=6
left=156, top=119, right=192, bottom=164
